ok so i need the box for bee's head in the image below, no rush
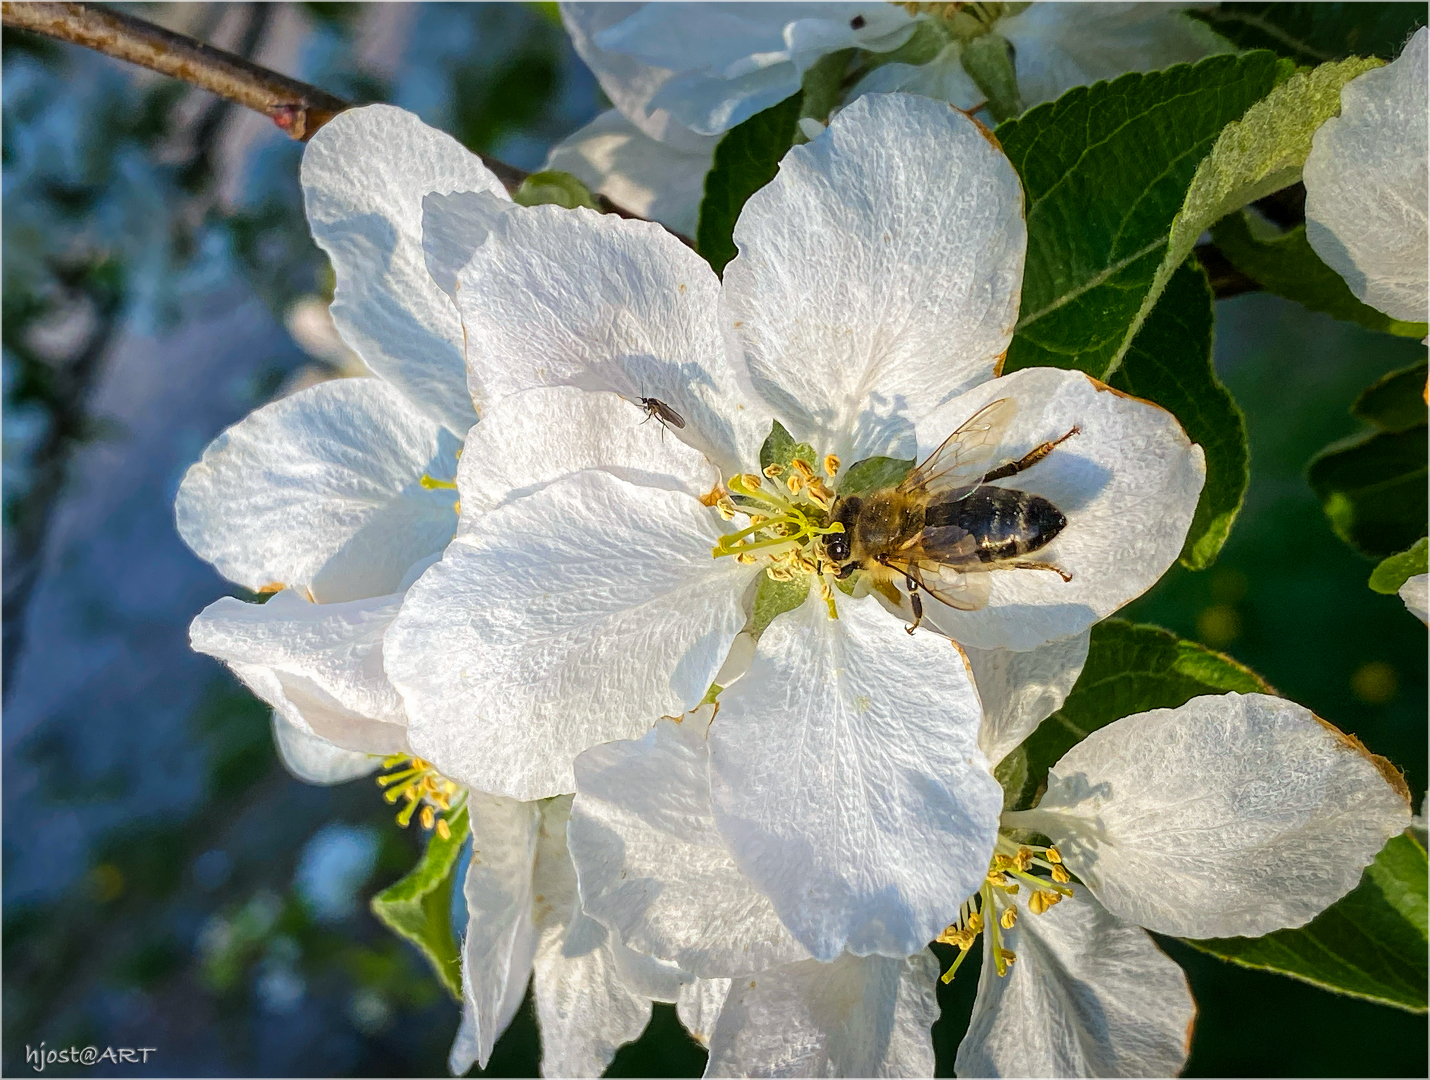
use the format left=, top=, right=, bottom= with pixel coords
left=824, top=531, right=851, bottom=563
left=823, top=495, right=860, bottom=566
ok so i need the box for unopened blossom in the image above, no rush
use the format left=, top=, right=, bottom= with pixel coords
left=1305, top=27, right=1428, bottom=326
left=384, top=92, right=1203, bottom=959
left=551, top=2, right=1221, bottom=230
left=1400, top=573, right=1429, bottom=624
left=568, top=692, right=1410, bottom=1076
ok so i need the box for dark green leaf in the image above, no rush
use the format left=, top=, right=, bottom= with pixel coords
left=1112, top=261, right=1247, bottom=570
left=1188, top=831, right=1428, bottom=1013
left=1370, top=538, right=1429, bottom=594
left=1192, top=3, right=1428, bottom=64
left=512, top=169, right=599, bottom=210
left=798, top=48, right=855, bottom=126
left=999, top=620, right=1271, bottom=810
left=1212, top=210, right=1428, bottom=338
left=750, top=570, right=811, bottom=638
left=1354, top=363, right=1430, bottom=432
left=838, top=455, right=915, bottom=497
left=1307, top=426, right=1428, bottom=558
left=695, top=92, right=802, bottom=275
left=370, top=806, right=468, bottom=1000
left=758, top=419, right=815, bottom=474
left=1000, top=52, right=1282, bottom=378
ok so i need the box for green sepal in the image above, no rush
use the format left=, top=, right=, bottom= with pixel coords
left=1211, top=211, right=1428, bottom=339
left=1112, top=260, right=1248, bottom=570
left=961, top=33, right=1022, bottom=122
left=1307, top=427, right=1428, bottom=559
left=998, top=620, right=1271, bottom=811
left=512, top=169, right=599, bottom=210
left=1354, top=363, right=1430, bottom=432
left=370, top=805, right=468, bottom=1001
left=838, top=456, right=915, bottom=497
left=1191, top=3, right=1429, bottom=65
left=758, top=419, right=816, bottom=474
left=750, top=570, right=811, bottom=639
left=1187, top=830, right=1428, bottom=1014
left=1370, top=538, right=1429, bottom=595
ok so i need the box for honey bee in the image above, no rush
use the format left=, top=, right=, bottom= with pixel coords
left=638, top=396, right=686, bottom=431
left=822, top=398, right=1078, bottom=632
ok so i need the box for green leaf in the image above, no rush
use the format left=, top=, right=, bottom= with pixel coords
left=750, top=570, right=811, bottom=638
left=1188, top=831, right=1428, bottom=1013
left=1000, top=51, right=1283, bottom=379
left=512, top=169, right=599, bottom=210
left=1370, top=538, right=1429, bottom=594
left=1211, top=210, right=1429, bottom=338
left=999, top=620, right=1271, bottom=810
left=695, top=92, right=802, bottom=275
left=838, top=455, right=915, bottom=497
left=1111, top=261, right=1248, bottom=570
left=758, top=419, right=815, bottom=474
left=1192, top=3, right=1428, bottom=65
left=1354, top=363, right=1430, bottom=432
left=1307, top=426, right=1428, bottom=558
left=370, top=806, right=468, bottom=1000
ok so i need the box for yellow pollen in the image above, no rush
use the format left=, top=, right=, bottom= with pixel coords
left=1051, top=864, right=1070, bottom=883
left=823, top=454, right=840, bottom=478
left=741, top=472, right=764, bottom=490
left=1001, top=906, right=1017, bottom=929
left=786, top=475, right=803, bottom=494
left=1014, top=846, right=1034, bottom=871
left=716, top=497, right=737, bottom=520
left=763, top=463, right=785, bottom=478
left=1045, top=846, right=1063, bottom=864
left=999, top=949, right=1017, bottom=966
left=375, top=755, right=464, bottom=838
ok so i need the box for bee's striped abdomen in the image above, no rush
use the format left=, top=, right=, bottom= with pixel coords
left=928, top=487, right=1067, bottom=563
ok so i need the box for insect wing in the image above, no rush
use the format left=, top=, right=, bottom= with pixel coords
left=883, top=541, right=992, bottom=612
left=640, top=397, right=687, bottom=429
left=899, top=397, right=1017, bottom=498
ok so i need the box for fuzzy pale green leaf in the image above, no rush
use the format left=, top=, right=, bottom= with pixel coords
left=1371, top=538, right=1429, bottom=594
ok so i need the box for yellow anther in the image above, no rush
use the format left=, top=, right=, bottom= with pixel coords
left=991, top=853, right=1015, bottom=872
left=436, top=818, right=452, bottom=841
left=968, top=911, right=983, bottom=932
left=420, top=805, right=435, bottom=830
left=420, top=474, right=457, bottom=490
left=1051, top=864, right=1070, bottom=884
left=1014, top=846, right=1033, bottom=871
left=823, top=454, right=840, bottom=478
left=1001, top=905, right=1017, bottom=930
left=999, top=949, right=1017, bottom=966
left=741, top=473, right=765, bottom=491
left=1045, top=846, right=1063, bottom=864
left=748, top=514, right=768, bottom=527
left=1028, top=890, right=1050, bottom=915
left=716, top=498, right=737, bottom=520
left=791, top=458, right=815, bottom=479
left=763, top=463, right=785, bottom=478
left=767, top=565, right=794, bottom=581
left=786, top=474, right=803, bottom=494
left=736, top=553, right=758, bottom=564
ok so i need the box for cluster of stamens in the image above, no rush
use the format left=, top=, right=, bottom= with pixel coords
left=376, top=755, right=464, bottom=840
left=420, top=473, right=460, bottom=516
left=936, top=836, right=1072, bottom=982
left=710, top=455, right=845, bottom=587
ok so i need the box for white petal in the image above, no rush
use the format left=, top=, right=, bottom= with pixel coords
left=451, top=199, right=767, bottom=475
left=175, top=377, right=458, bottom=602
left=966, top=631, right=1091, bottom=768
left=301, top=104, right=507, bottom=433
left=270, top=710, right=379, bottom=785
left=421, top=188, right=510, bottom=300
left=570, top=708, right=810, bottom=978
left=609, top=935, right=693, bottom=1003
left=709, top=588, right=1001, bottom=960
left=850, top=44, right=983, bottom=110
left=1400, top=573, right=1429, bottom=624
left=912, top=367, right=1205, bottom=651
left=190, top=590, right=408, bottom=754
left=956, top=886, right=1193, bottom=1079
left=723, top=94, right=1026, bottom=463
left=570, top=3, right=915, bottom=137
left=456, top=386, right=718, bottom=524
left=462, top=794, right=542, bottom=1070
left=387, top=470, right=756, bottom=799
left=677, top=977, right=731, bottom=1047
left=705, top=951, right=939, bottom=1078
left=1010, top=692, right=1413, bottom=938
left=1001, top=3, right=1225, bottom=111
left=531, top=796, right=653, bottom=1078
left=1305, top=28, right=1429, bottom=323
left=545, top=109, right=716, bottom=236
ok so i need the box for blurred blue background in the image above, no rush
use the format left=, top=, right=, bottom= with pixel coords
left=3, top=4, right=1424, bottom=1076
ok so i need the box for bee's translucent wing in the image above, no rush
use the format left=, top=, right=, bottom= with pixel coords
left=885, top=553, right=993, bottom=612
left=898, top=397, right=1017, bottom=498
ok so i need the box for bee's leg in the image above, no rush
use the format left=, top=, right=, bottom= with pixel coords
left=906, top=589, right=924, bottom=635
left=1009, top=560, right=1073, bottom=582
left=979, top=426, right=1081, bottom=484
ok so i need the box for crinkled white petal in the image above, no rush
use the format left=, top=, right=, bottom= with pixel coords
left=1000, top=3, right=1225, bottom=111
left=531, top=796, right=653, bottom=1078
left=461, top=794, right=542, bottom=1071
left=388, top=470, right=756, bottom=799
left=546, top=108, right=715, bottom=236
left=1305, top=28, right=1428, bottom=323
left=1400, top=573, right=1429, bottom=624
left=967, top=630, right=1091, bottom=767
left=677, top=977, right=731, bottom=1048
left=191, top=589, right=408, bottom=755
left=723, top=94, right=1025, bottom=463
left=456, top=387, right=718, bottom=525
left=956, top=886, right=1193, bottom=1079
left=705, top=951, right=939, bottom=1078
left=450, top=199, right=767, bottom=475
left=421, top=188, right=510, bottom=300
left=609, top=935, right=692, bottom=1003
left=175, top=377, right=458, bottom=603
left=709, top=587, right=1001, bottom=961
left=301, top=104, right=507, bottom=433
left=270, top=710, right=378, bottom=785
left=572, top=3, right=915, bottom=137
left=913, top=367, right=1205, bottom=651
left=570, top=707, right=811, bottom=978
left=1011, top=692, right=1413, bottom=938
